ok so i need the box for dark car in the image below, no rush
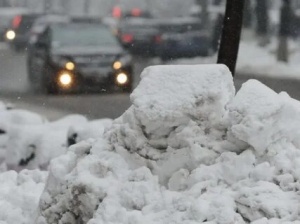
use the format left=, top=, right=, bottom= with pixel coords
left=117, top=18, right=161, bottom=56
left=156, top=17, right=212, bottom=61
left=0, top=7, right=28, bottom=41
left=27, top=14, right=70, bottom=76
left=6, top=13, right=41, bottom=51
left=28, top=20, right=133, bottom=94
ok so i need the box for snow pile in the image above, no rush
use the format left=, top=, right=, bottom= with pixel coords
left=0, top=169, right=47, bottom=224
left=0, top=107, right=112, bottom=170
left=0, top=109, right=47, bottom=164
left=67, top=119, right=113, bottom=147
left=35, top=64, right=300, bottom=223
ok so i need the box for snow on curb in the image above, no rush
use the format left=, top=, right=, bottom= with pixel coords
left=33, top=64, right=300, bottom=223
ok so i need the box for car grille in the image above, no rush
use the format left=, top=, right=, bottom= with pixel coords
left=74, top=55, right=116, bottom=67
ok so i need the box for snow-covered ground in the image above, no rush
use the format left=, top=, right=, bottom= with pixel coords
left=170, top=37, right=300, bottom=80
left=2, top=63, right=300, bottom=223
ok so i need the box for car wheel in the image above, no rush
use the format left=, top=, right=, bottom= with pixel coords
left=41, top=66, right=58, bottom=95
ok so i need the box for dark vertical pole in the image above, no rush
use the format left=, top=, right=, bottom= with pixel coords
left=217, top=0, right=245, bottom=76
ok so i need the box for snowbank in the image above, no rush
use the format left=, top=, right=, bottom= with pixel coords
left=36, top=64, right=300, bottom=223
left=0, top=169, right=47, bottom=224
left=0, top=109, right=47, bottom=164
left=169, top=39, right=300, bottom=80
left=0, top=106, right=112, bottom=170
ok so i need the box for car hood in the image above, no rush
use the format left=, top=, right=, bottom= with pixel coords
left=52, top=46, right=124, bottom=56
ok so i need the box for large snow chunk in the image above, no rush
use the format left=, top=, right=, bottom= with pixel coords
left=228, top=80, right=300, bottom=154
left=37, top=65, right=300, bottom=223
left=131, top=64, right=235, bottom=136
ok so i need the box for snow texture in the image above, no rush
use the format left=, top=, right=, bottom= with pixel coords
left=35, top=64, right=300, bottom=224
left=0, top=169, right=48, bottom=224
left=2, top=63, right=300, bottom=223
left=0, top=107, right=112, bottom=171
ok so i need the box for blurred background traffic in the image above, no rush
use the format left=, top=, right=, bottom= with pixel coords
left=0, top=0, right=299, bottom=119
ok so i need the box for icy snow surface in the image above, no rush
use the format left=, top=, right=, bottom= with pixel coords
left=33, top=64, right=300, bottom=223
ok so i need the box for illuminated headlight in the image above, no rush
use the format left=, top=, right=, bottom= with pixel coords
left=58, top=71, right=73, bottom=87
left=65, top=62, right=75, bottom=70
left=115, top=55, right=132, bottom=69
left=113, top=61, right=122, bottom=70
left=116, top=72, right=128, bottom=85
left=6, top=30, right=16, bottom=40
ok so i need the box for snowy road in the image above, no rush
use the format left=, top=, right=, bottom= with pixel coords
left=0, top=42, right=300, bottom=120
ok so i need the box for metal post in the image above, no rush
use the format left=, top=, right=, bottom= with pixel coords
left=217, top=0, right=245, bottom=76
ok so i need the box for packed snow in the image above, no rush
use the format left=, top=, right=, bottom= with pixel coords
left=4, top=64, right=291, bottom=224
left=0, top=108, right=112, bottom=171
left=0, top=169, right=48, bottom=224
left=1, top=64, right=300, bottom=223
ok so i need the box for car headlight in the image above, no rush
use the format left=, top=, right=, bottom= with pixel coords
left=52, top=56, right=75, bottom=70
left=6, top=30, right=16, bottom=40
left=58, top=70, right=73, bottom=88
left=116, top=72, right=128, bottom=85
left=113, top=61, right=122, bottom=70
left=113, top=54, right=132, bottom=70
left=65, top=62, right=75, bottom=70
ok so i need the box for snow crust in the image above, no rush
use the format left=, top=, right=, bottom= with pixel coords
left=35, top=64, right=300, bottom=223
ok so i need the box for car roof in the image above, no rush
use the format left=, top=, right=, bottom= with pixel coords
left=0, top=7, right=29, bottom=16
left=36, top=14, right=70, bottom=22
left=70, top=16, right=102, bottom=24
left=49, top=21, right=108, bottom=30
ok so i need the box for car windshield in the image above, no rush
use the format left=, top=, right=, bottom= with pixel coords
left=51, top=24, right=119, bottom=48
left=16, top=15, right=39, bottom=33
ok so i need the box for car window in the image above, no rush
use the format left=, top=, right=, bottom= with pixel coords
left=51, top=24, right=119, bottom=48
left=0, top=15, right=12, bottom=27
left=16, top=15, right=39, bottom=33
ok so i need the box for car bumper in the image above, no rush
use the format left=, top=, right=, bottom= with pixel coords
left=50, top=66, right=133, bottom=92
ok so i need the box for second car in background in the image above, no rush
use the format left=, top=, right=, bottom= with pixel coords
left=156, top=17, right=213, bottom=61
left=28, top=19, right=133, bottom=94
left=5, top=13, right=41, bottom=51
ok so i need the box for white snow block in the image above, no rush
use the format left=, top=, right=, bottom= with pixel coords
left=228, top=79, right=300, bottom=154
left=131, top=64, right=235, bottom=136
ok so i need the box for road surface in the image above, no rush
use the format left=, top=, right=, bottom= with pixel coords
left=0, top=43, right=300, bottom=120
